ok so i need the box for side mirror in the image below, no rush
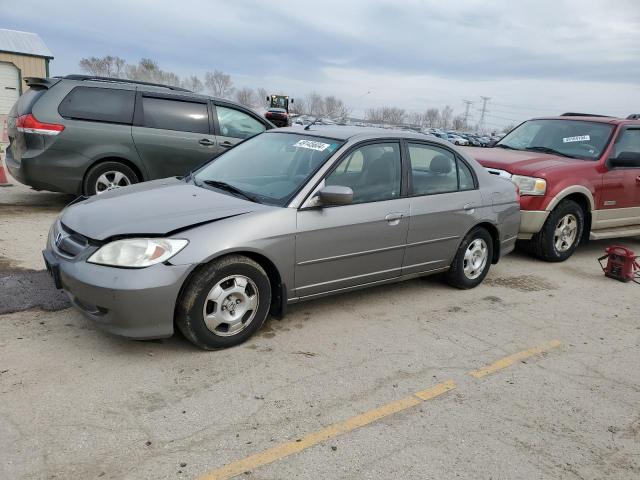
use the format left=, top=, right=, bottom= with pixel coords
left=266, top=96, right=269, bottom=102
left=290, top=98, right=294, bottom=104
left=317, top=185, right=353, bottom=206
left=610, top=151, right=640, bottom=168
left=488, top=139, right=498, bottom=147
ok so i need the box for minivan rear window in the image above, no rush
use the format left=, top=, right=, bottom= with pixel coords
left=58, top=87, right=135, bottom=124
left=140, top=96, right=210, bottom=134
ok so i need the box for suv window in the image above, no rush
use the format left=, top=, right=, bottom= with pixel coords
left=614, top=129, right=640, bottom=156
left=408, top=143, right=475, bottom=195
left=58, top=87, right=135, bottom=124
left=326, top=142, right=401, bottom=204
left=141, top=97, right=209, bottom=134
left=216, top=105, right=266, bottom=139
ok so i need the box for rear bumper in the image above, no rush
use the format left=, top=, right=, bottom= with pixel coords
left=5, top=147, right=87, bottom=194
left=517, top=210, right=549, bottom=239
left=44, top=235, right=193, bottom=339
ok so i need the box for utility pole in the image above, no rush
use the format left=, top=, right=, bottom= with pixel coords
left=462, top=100, right=473, bottom=126
left=478, top=96, right=490, bottom=133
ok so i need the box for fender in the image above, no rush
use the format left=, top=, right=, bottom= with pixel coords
left=545, top=184, right=595, bottom=212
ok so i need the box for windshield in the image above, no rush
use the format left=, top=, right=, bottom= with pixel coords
left=194, top=132, right=343, bottom=206
left=497, top=119, right=614, bottom=160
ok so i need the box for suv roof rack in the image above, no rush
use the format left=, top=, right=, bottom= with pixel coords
left=627, top=114, right=640, bottom=120
left=560, top=112, right=612, bottom=118
left=61, top=74, right=192, bottom=92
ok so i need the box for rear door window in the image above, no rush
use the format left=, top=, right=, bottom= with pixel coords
left=141, top=97, right=209, bottom=134
left=58, top=87, right=135, bottom=124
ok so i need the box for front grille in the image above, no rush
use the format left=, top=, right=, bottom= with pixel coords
left=54, top=222, right=90, bottom=258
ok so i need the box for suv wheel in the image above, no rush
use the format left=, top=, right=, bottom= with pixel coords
left=530, top=200, right=584, bottom=262
left=176, top=255, right=272, bottom=350
left=84, top=161, right=139, bottom=196
left=446, top=227, right=493, bottom=289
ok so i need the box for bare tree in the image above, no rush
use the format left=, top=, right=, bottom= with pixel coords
left=289, top=96, right=306, bottom=116
left=439, top=105, right=454, bottom=129
left=406, top=112, right=423, bottom=126
left=424, top=108, right=440, bottom=127
left=452, top=115, right=467, bottom=131
left=235, top=87, right=257, bottom=107
left=79, top=55, right=126, bottom=77
left=182, top=75, right=204, bottom=92
left=204, top=70, right=234, bottom=99
left=255, top=87, right=270, bottom=109
left=502, top=123, right=516, bottom=134
left=305, top=92, right=325, bottom=117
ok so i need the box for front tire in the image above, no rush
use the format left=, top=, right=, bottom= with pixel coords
left=529, top=200, right=584, bottom=262
left=446, top=227, right=493, bottom=289
left=176, top=255, right=271, bottom=350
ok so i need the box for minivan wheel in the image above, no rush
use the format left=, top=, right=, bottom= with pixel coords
left=84, top=161, right=139, bottom=196
left=530, top=200, right=584, bottom=262
left=446, top=227, right=493, bottom=289
left=176, top=255, right=271, bottom=350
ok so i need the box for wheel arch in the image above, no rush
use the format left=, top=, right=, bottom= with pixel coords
left=82, top=156, right=145, bottom=195
left=470, top=221, right=501, bottom=264
left=175, top=250, right=286, bottom=323
left=546, top=188, right=593, bottom=243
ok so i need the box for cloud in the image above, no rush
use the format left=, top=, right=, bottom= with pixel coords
left=3, top=0, right=640, bottom=124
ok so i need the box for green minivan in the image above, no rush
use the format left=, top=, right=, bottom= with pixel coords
left=6, top=75, right=274, bottom=195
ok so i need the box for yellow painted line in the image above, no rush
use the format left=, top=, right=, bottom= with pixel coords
left=469, top=340, right=561, bottom=378
left=198, top=380, right=456, bottom=480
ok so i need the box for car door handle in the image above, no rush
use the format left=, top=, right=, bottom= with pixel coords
left=199, top=138, right=215, bottom=146
left=463, top=203, right=476, bottom=212
left=219, top=141, right=234, bottom=148
left=385, top=213, right=404, bottom=225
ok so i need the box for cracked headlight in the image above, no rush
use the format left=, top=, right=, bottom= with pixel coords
left=88, top=238, right=188, bottom=268
left=511, top=175, right=546, bottom=196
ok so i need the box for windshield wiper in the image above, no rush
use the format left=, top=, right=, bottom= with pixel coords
left=494, top=144, right=520, bottom=150
left=201, top=180, right=260, bottom=203
left=525, top=146, right=575, bottom=158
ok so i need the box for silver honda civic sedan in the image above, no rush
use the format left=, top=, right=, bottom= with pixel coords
left=44, top=126, right=520, bottom=349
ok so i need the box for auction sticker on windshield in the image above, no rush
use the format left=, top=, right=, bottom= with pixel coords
left=294, top=140, right=331, bottom=151
left=563, top=135, right=590, bottom=143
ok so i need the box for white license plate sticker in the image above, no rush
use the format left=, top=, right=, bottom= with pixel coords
left=293, top=140, right=331, bottom=151
left=562, top=135, right=590, bottom=143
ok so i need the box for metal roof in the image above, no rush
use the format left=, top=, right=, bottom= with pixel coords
left=0, top=29, right=53, bottom=58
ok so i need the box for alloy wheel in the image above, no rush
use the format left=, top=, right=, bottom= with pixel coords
left=463, top=238, right=488, bottom=280
left=202, top=275, right=259, bottom=337
left=95, top=171, right=132, bottom=194
left=553, top=214, right=578, bottom=252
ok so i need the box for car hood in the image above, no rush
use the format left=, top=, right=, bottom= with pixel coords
left=61, top=177, right=268, bottom=241
left=464, top=146, right=582, bottom=176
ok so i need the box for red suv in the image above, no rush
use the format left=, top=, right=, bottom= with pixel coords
left=465, top=114, right=640, bottom=261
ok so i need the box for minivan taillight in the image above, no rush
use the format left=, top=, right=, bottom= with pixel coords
left=16, top=114, right=64, bottom=136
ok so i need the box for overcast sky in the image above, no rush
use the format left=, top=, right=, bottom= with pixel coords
left=4, top=0, right=639, bottom=128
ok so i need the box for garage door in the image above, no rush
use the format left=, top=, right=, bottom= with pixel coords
left=0, top=62, right=20, bottom=116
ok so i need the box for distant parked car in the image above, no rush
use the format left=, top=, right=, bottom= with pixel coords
left=264, top=107, right=290, bottom=127
left=6, top=75, right=274, bottom=195
left=43, top=126, right=519, bottom=349
left=447, top=134, right=469, bottom=146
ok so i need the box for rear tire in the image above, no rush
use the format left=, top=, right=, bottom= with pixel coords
left=446, top=227, right=493, bottom=289
left=176, top=255, right=271, bottom=350
left=529, top=200, right=584, bottom=262
left=84, top=161, right=139, bottom=196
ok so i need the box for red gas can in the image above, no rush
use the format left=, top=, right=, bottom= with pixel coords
left=598, top=246, right=640, bottom=283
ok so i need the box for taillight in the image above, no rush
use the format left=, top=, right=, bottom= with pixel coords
left=16, top=114, right=64, bottom=136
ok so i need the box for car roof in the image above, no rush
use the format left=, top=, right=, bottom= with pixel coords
left=532, top=115, right=640, bottom=126
left=272, top=125, right=435, bottom=141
